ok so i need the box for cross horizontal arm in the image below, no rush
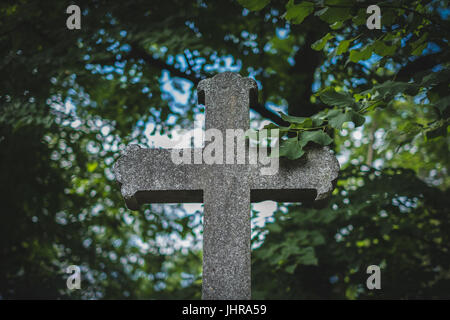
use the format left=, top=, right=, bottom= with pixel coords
left=113, top=145, right=205, bottom=210
left=250, top=147, right=339, bottom=204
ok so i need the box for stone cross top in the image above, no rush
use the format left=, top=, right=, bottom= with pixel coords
left=113, top=72, right=339, bottom=300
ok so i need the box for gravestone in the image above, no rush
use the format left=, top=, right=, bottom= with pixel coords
left=113, top=72, right=339, bottom=300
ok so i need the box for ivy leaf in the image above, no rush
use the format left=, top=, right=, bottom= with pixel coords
left=299, top=130, right=333, bottom=146
left=284, top=0, right=314, bottom=24
left=311, top=33, right=333, bottom=51
left=319, top=88, right=355, bottom=108
left=279, top=137, right=305, bottom=160
left=237, top=0, right=271, bottom=11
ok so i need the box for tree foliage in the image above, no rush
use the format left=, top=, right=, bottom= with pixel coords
left=0, top=0, right=448, bottom=299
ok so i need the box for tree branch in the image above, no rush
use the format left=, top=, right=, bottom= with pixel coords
left=252, top=103, right=288, bottom=127
left=129, top=44, right=202, bottom=85
left=92, top=43, right=286, bottom=125
left=395, top=52, right=445, bottom=81
left=129, top=44, right=287, bottom=124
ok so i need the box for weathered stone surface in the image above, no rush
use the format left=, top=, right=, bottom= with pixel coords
left=113, top=71, right=339, bottom=300
left=114, top=146, right=339, bottom=207
left=250, top=146, right=339, bottom=203
left=199, top=73, right=254, bottom=300
left=114, top=147, right=205, bottom=210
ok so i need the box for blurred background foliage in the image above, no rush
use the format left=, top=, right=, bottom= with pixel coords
left=0, top=0, right=448, bottom=299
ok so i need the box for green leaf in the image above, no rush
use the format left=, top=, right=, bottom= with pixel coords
left=382, top=8, right=397, bottom=25
left=347, top=110, right=365, bottom=127
left=421, top=69, right=450, bottom=87
left=411, top=42, right=427, bottom=56
left=434, top=96, right=450, bottom=114
left=279, top=112, right=308, bottom=124
left=285, top=264, right=297, bottom=274
left=279, top=137, right=305, bottom=160
left=397, top=122, right=422, bottom=135
left=349, top=44, right=373, bottom=63
left=263, top=123, right=291, bottom=132
left=336, top=40, right=350, bottom=55
left=365, top=81, right=420, bottom=100
left=316, top=6, right=351, bottom=24
left=297, top=246, right=318, bottom=266
left=328, top=109, right=365, bottom=130
left=87, top=162, right=98, bottom=172
left=237, top=0, right=271, bottom=11
left=278, top=112, right=324, bottom=129
left=425, top=123, right=448, bottom=140
left=284, top=1, right=314, bottom=24
left=373, top=41, right=397, bottom=56
left=290, top=119, right=314, bottom=129
left=330, top=21, right=344, bottom=30
left=310, top=114, right=325, bottom=127
left=319, top=88, right=355, bottom=108
left=410, top=32, right=428, bottom=55
left=311, top=33, right=333, bottom=51
left=299, top=130, right=333, bottom=146
left=266, top=223, right=282, bottom=233
left=314, top=7, right=328, bottom=17
left=352, top=9, right=366, bottom=26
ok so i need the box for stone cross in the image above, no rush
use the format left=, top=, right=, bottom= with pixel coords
left=113, top=72, right=339, bottom=300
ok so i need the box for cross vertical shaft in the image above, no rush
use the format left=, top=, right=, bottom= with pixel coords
left=203, top=172, right=251, bottom=299
left=199, top=72, right=255, bottom=299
